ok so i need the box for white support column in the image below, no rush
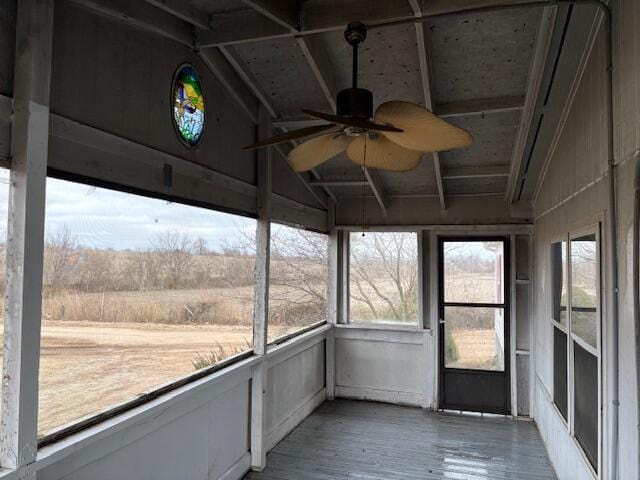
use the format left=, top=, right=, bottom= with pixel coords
left=0, top=0, right=54, bottom=473
left=251, top=105, right=272, bottom=471
left=510, top=234, right=518, bottom=417
left=341, top=232, right=350, bottom=325
left=428, top=231, right=439, bottom=407
left=418, top=230, right=434, bottom=409
left=325, top=199, right=339, bottom=400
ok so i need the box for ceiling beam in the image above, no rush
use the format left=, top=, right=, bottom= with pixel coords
left=218, top=46, right=278, bottom=118
left=241, top=0, right=299, bottom=31
left=436, top=95, right=525, bottom=118
left=296, top=36, right=337, bottom=113
left=200, top=0, right=413, bottom=47
left=236, top=1, right=338, bottom=115
left=200, top=0, right=542, bottom=48
left=69, top=0, right=193, bottom=47
left=362, top=168, right=388, bottom=213
left=409, top=0, right=446, bottom=211
left=273, top=146, right=329, bottom=208
left=310, top=179, right=369, bottom=187
left=442, top=165, right=511, bottom=180
left=204, top=9, right=289, bottom=47
left=144, top=0, right=210, bottom=29
left=217, top=45, right=334, bottom=207
left=505, top=6, right=556, bottom=203
left=198, top=48, right=259, bottom=125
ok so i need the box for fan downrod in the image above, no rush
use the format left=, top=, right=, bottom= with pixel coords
left=337, top=21, right=373, bottom=122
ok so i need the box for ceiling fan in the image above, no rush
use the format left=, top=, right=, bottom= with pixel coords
left=244, top=21, right=472, bottom=173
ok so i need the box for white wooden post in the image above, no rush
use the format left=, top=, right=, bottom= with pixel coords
left=325, top=199, right=338, bottom=400
left=0, top=0, right=53, bottom=473
left=510, top=234, right=518, bottom=417
left=418, top=230, right=434, bottom=409
left=250, top=104, right=271, bottom=471
left=341, top=232, right=350, bottom=324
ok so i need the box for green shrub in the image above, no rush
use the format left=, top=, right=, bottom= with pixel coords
left=445, top=327, right=458, bottom=365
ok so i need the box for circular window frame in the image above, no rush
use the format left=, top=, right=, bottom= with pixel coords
left=171, top=63, right=206, bottom=149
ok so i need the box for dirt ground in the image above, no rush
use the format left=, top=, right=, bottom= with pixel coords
left=448, top=328, right=502, bottom=371
left=0, top=320, right=289, bottom=436
left=0, top=322, right=501, bottom=436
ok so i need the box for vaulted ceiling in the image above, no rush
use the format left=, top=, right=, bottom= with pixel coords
left=75, top=0, right=565, bottom=214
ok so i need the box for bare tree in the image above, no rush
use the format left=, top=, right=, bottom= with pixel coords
left=193, top=237, right=209, bottom=256
left=44, top=225, right=78, bottom=289
left=349, top=232, right=418, bottom=322
left=152, top=230, right=195, bottom=289
left=224, top=226, right=423, bottom=324
left=77, top=249, right=114, bottom=292
left=270, top=227, right=327, bottom=305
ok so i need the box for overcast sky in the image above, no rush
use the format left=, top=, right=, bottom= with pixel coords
left=0, top=169, right=256, bottom=251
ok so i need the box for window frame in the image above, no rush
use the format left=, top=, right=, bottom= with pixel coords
left=34, top=171, right=263, bottom=447
left=266, top=221, right=330, bottom=346
left=344, top=229, right=422, bottom=328
left=550, top=224, right=602, bottom=477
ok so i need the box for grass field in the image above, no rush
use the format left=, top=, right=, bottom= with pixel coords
left=0, top=264, right=502, bottom=436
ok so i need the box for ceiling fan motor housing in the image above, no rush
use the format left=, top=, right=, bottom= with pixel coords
left=337, top=88, right=373, bottom=119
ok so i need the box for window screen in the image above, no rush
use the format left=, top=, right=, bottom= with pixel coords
left=570, top=234, right=597, bottom=348
left=551, top=241, right=567, bottom=326
left=38, top=177, right=256, bottom=437
left=0, top=168, right=8, bottom=422
left=349, top=232, right=418, bottom=325
left=268, top=223, right=328, bottom=342
left=574, top=341, right=598, bottom=470
left=553, top=326, right=568, bottom=420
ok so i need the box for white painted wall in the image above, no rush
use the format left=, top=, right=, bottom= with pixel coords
left=266, top=335, right=326, bottom=451
left=334, top=326, right=434, bottom=408
left=532, top=1, right=640, bottom=478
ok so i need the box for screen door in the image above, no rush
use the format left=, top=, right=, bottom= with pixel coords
left=439, top=237, right=510, bottom=414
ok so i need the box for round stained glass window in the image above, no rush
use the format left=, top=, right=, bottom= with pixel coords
left=172, top=64, right=205, bottom=147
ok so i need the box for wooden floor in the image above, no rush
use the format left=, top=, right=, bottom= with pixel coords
left=245, top=399, right=557, bottom=480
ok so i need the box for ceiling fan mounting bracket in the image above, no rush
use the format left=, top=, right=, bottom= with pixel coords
left=344, top=21, right=367, bottom=47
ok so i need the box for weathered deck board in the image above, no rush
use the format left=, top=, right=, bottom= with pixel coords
left=244, top=400, right=556, bottom=480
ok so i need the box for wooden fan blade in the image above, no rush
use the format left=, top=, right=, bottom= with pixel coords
left=374, top=101, right=472, bottom=152
left=288, top=134, right=353, bottom=172
left=346, top=135, right=423, bottom=172
left=302, top=109, right=403, bottom=133
left=243, top=124, right=335, bottom=149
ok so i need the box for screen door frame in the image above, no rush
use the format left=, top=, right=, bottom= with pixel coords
left=438, top=236, right=511, bottom=414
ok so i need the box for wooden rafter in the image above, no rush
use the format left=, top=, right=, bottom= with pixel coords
left=409, top=0, right=446, bottom=210
left=144, top=0, right=210, bottom=29
left=218, top=45, right=334, bottom=207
